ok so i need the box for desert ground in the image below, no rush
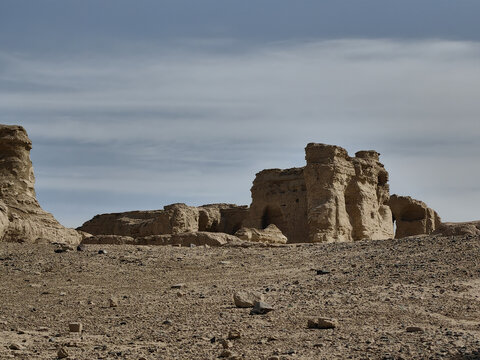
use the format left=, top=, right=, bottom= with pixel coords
left=1, top=235, right=480, bottom=359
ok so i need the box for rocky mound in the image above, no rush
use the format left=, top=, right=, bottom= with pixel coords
left=0, top=125, right=81, bottom=244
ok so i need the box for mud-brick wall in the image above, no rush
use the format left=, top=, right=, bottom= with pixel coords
left=244, top=168, right=308, bottom=243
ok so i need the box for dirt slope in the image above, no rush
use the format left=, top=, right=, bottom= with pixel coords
left=1, top=235, right=480, bottom=359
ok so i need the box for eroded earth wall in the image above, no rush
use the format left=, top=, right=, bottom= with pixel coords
left=243, top=168, right=308, bottom=243
left=0, top=125, right=81, bottom=244
left=78, top=203, right=249, bottom=237
left=388, top=195, right=441, bottom=238
left=304, top=144, right=393, bottom=242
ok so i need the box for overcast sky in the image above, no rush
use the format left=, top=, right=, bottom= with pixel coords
left=1, top=1, right=479, bottom=227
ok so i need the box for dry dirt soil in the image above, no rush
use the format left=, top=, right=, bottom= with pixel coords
left=1, top=235, right=480, bottom=359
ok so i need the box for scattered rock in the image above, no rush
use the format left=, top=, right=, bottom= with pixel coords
left=171, top=283, right=185, bottom=289
left=307, top=318, right=337, bottom=329
left=57, top=347, right=69, bottom=359
left=250, top=301, right=274, bottom=315
left=316, top=269, right=331, bottom=275
left=76, top=244, right=85, bottom=251
left=219, top=349, right=234, bottom=358
left=233, top=290, right=264, bottom=308
left=220, top=339, right=233, bottom=349
left=68, top=322, right=83, bottom=333
left=9, top=343, right=22, bottom=350
left=406, top=326, right=423, bottom=333
left=98, top=249, right=107, bottom=255
left=227, top=330, right=241, bottom=340
left=109, top=298, right=118, bottom=307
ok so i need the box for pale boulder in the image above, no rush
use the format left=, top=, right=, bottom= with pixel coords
left=235, top=224, right=287, bottom=244
left=233, top=290, right=264, bottom=308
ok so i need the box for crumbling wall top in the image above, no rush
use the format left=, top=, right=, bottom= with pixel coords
left=355, top=150, right=380, bottom=161
left=305, top=143, right=349, bottom=164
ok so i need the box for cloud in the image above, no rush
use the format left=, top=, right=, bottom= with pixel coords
left=1, top=38, right=479, bottom=225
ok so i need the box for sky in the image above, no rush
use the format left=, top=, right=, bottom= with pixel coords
left=1, top=1, right=479, bottom=227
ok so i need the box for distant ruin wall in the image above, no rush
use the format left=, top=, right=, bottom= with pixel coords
left=78, top=142, right=443, bottom=243
left=388, top=195, right=441, bottom=238
left=78, top=203, right=249, bottom=237
left=243, top=168, right=308, bottom=243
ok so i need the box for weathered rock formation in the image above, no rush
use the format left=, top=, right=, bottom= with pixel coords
left=78, top=203, right=248, bottom=237
left=79, top=142, right=445, bottom=244
left=0, top=125, right=81, bottom=244
left=235, top=224, right=288, bottom=244
left=434, top=221, right=480, bottom=237
left=388, top=195, right=441, bottom=238
left=245, top=144, right=394, bottom=242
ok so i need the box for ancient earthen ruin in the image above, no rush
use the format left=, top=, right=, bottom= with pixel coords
left=0, top=125, right=81, bottom=244
left=243, top=144, right=394, bottom=242
left=77, top=142, right=443, bottom=243
left=1, top=124, right=447, bottom=245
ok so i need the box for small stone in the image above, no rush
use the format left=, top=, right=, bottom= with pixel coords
left=307, top=318, right=337, bottom=329
left=219, top=349, right=233, bottom=358
left=233, top=290, right=264, bottom=308
left=316, top=269, right=331, bottom=275
left=163, top=320, right=172, bottom=325
left=250, top=301, right=274, bottom=315
left=69, top=322, right=83, bottom=333
left=176, top=291, right=185, bottom=297
left=60, top=292, right=66, bottom=296
left=268, top=357, right=280, bottom=360
left=109, top=298, right=118, bottom=307
left=406, top=326, right=423, bottom=333
left=220, top=339, right=233, bottom=349
left=57, top=347, right=69, bottom=359
left=76, top=244, right=85, bottom=252
left=9, top=343, right=22, bottom=350
left=227, top=330, right=241, bottom=340
left=219, top=261, right=231, bottom=265
left=171, top=283, right=185, bottom=289
left=98, top=249, right=107, bottom=254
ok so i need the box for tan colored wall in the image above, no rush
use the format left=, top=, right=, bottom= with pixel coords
left=244, top=168, right=308, bottom=243
left=0, top=124, right=81, bottom=244
left=304, top=144, right=393, bottom=242
left=79, top=203, right=249, bottom=237
left=388, top=195, right=441, bottom=238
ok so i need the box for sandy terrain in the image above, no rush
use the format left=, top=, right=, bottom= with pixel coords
left=1, top=235, right=480, bottom=359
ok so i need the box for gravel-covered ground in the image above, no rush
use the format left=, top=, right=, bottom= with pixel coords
left=1, top=235, right=480, bottom=359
